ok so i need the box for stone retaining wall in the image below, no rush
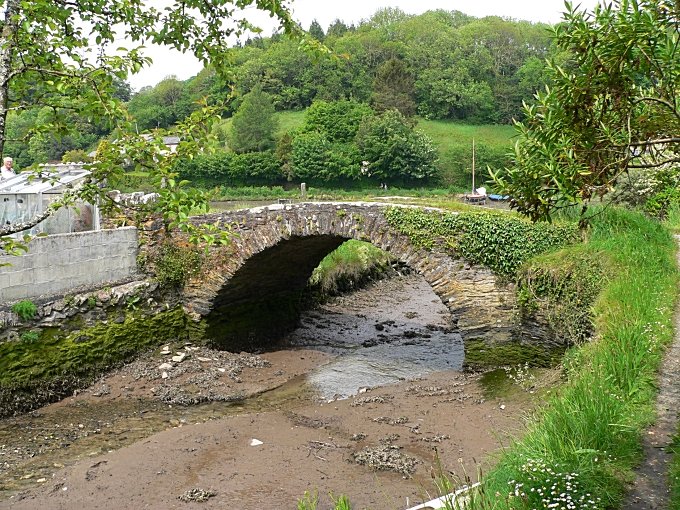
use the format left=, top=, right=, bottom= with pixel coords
left=0, top=227, right=139, bottom=304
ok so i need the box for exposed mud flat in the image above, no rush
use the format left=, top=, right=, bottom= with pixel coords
left=0, top=274, right=542, bottom=509
left=287, top=274, right=465, bottom=399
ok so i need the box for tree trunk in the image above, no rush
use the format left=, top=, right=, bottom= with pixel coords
left=0, top=0, right=20, bottom=157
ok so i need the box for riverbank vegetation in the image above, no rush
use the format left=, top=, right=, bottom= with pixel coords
left=464, top=207, right=679, bottom=508
left=307, top=240, right=398, bottom=301
left=303, top=204, right=679, bottom=509
left=383, top=207, right=580, bottom=277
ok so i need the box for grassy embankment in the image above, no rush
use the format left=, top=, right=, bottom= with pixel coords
left=463, top=207, right=679, bottom=508
left=306, top=240, right=396, bottom=301
left=667, top=204, right=680, bottom=510
left=315, top=206, right=680, bottom=508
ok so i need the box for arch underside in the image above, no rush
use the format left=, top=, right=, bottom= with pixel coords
left=205, top=234, right=346, bottom=350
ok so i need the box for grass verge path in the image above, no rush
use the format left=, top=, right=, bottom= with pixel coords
left=622, top=234, right=680, bottom=509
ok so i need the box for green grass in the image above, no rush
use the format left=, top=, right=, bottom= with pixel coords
left=469, top=207, right=680, bottom=508
left=308, top=240, right=394, bottom=298
left=665, top=204, right=680, bottom=234
left=671, top=432, right=680, bottom=509
left=276, top=109, right=306, bottom=135
left=416, top=119, right=515, bottom=147
left=416, top=119, right=515, bottom=189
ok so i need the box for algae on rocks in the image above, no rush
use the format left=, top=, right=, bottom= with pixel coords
left=0, top=281, right=203, bottom=417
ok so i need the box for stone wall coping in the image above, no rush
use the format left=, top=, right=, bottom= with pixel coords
left=241, top=201, right=449, bottom=215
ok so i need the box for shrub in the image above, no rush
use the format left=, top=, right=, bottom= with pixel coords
left=11, top=300, right=37, bottom=321
left=356, top=109, right=439, bottom=185
left=301, top=99, right=373, bottom=143
left=177, top=150, right=283, bottom=187
left=62, top=149, right=93, bottom=163
left=152, top=242, right=203, bottom=288
left=291, top=133, right=360, bottom=182
left=20, top=331, right=40, bottom=342
left=610, top=163, right=680, bottom=218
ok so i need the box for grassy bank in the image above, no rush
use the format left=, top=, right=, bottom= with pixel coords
left=672, top=431, right=680, bottom=509
left=468, top=208, right=679, bottom=508
left=307, top=240, right=396, bottom=301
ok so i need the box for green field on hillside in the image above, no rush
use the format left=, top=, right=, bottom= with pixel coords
left=416, top=118, right=515, bottom=189
left=219, top=110, right=516, bottom=191
left=276, top=109, right=305, bottom=135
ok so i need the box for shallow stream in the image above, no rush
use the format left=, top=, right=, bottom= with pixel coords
left=0, top=273, right=468, bottom=497
left=287, top=274, right=464, bottom=399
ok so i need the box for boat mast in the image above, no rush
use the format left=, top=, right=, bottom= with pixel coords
left=471, top=138, right=476, bottom=193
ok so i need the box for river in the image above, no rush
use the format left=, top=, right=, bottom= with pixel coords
left=0, top=273, right=535, bottom=509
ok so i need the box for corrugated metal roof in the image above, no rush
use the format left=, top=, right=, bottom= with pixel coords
left=0, top=164, right=90, bottom=194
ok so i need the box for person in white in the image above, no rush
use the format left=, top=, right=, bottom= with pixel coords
left=1, top=157, right=16, bottom=180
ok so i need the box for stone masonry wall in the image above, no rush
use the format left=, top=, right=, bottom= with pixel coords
left=185, top=202, right=522, bottom=350
left=0, top=227, right=139, bottom=304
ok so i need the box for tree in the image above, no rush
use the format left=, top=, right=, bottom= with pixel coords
left=308, top=20, right=325, bottom=42
left=492, top=0, right=680, bottom=222
left=301, top=99, right=373, bottom=142
left=0, top=0, right=303, bottom=253
left=326, top=19, right=349, bottom=39
left=371, top=58, right=417, bottom=116
left=355, top=109, right=438, bottom=184
left=291, top=131, right=360, bottom=182
left=229, top=85, right=278, bottom=153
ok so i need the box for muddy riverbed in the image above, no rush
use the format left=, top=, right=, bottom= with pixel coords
left=0, top=274, right=547, bottom=510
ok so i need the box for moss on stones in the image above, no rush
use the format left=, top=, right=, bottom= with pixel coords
left=0, top=306, right=197, bottom=417
left=463, top=339, right=564, bottom=371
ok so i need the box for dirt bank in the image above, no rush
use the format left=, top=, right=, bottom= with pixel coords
left=0, top=275, right=542, bottom=510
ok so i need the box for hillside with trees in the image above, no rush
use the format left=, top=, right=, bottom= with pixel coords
left=6, top=7, right=555, bottom=184
left=124, top=8, right=555, bottom=126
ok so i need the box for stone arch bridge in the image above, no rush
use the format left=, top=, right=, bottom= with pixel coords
left=182, top=202, right=515, bottom=352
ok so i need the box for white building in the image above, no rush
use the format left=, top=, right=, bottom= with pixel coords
left=0, top=163, right=99, bottom=236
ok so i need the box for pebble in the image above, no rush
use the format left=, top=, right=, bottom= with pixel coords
left=158, top=363, right=172, bottom=370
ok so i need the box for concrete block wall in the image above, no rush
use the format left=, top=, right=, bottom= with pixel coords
left=0, top=227, right=139, bottom=303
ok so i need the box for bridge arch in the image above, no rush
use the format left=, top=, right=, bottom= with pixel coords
left=183, top=202, right=514, bottom=351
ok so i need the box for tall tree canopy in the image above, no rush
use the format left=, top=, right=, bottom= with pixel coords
left=229, top=85, right=278, bottom=153
left=0, top=0, right=301, bottom=250
left=492, top=0, right=680, bottom=222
